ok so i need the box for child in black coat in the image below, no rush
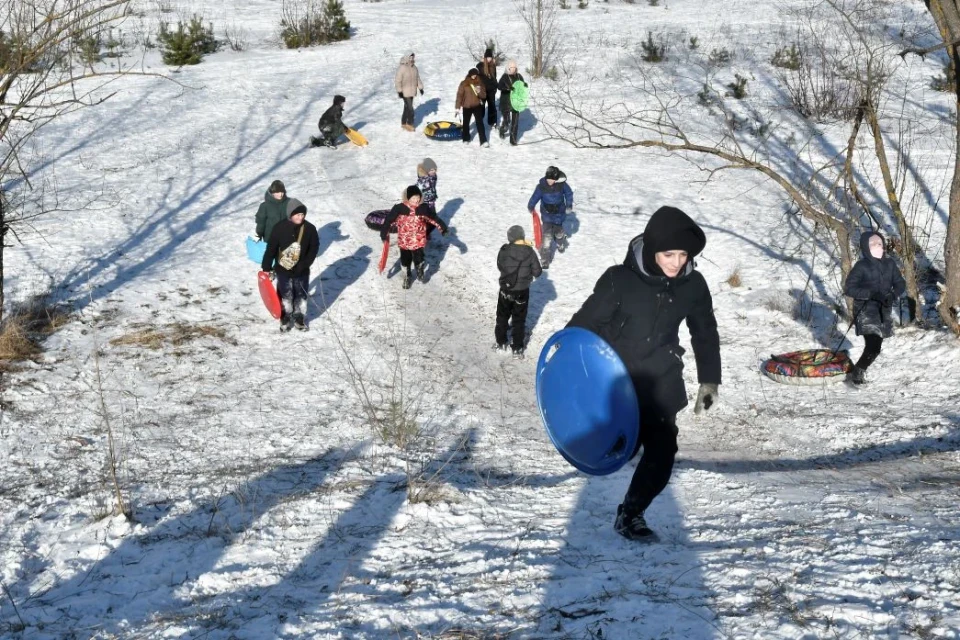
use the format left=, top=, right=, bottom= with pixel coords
left=495, top=225, right=542, bottom=358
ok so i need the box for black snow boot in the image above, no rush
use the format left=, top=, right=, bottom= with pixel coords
left=416, top=262, right=426, bottom=282
left=614, top=504, right=655, bottom=540
left=293, top=313, right=308, bottom=331
left=845, top=365, right=866, bottom=387
left=402, top=270, right=412, bottom=289
left=279, top=315, right=293, bottom=333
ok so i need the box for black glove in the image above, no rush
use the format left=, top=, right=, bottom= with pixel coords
left=255, top=235, right=262, bottom=242
left=419, top=89, right=424, bottom=96
left=397, top=92, right=403, bottom=99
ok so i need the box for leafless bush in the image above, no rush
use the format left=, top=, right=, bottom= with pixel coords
left=223, top=22, right=248, bottom=52
left=779, top=46, right=862, bottom=122
left=514, top=0, right=559, bottom=78
left=726, top=267, right=743, bottom=288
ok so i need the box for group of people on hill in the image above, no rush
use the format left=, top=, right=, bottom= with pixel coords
left=253, top=45, right=908, bottom=542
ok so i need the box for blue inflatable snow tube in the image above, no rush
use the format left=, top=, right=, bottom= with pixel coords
left=246, top=237, right=266, bottom=264
left=536, top=327, right=640, bottom=476
left=423, top=120, right=463, bottom=141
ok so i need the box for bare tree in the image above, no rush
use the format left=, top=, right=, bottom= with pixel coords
left=542, top=0, right=941, bottom=322
left=514, top=0, right=559, bottom=79
left=0, top=0, right=165, bottom=322
left=904, top=1, right=960, bottom=334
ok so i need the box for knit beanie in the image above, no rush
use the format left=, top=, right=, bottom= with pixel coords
left=405, top=185, right=423, bottom=201
left=507, top=225, right=525, bottom=243
left=269, top=179, right=286, bottom=194
left=333, top=95, right=346, bottom=106
left=421, top=157, right=437, bottom=173
left=484, top=48, right=494, bottom=59
left=468, top=68, right=479, bottom=78
left=287, top=198, right=307, bottom=217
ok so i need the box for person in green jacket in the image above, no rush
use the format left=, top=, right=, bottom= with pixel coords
left=254, top=180, right=290, bottom=242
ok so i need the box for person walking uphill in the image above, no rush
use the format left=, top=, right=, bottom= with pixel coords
left=498, top=60, right=524, bottom=145
left=842, top=231, right=906, bottom=386
left=567, top=206, right=721, bottom=541
left=528, top=166, right=573, bottom=268
left=476, top=48, right=499, bottom=127
left=416, top=157, right=440, bottom=240
left=495, top=225, right=542, bottom=358
left=455, top=68, right=488, bottom=147
left=395, top=53, right=424, bottom=132
left=254, top=179, right=289, bottom=242
left=381, top=185, right=448, bottom=289
left=261, top=199, right=319, bottom=332
left=314, top=95, right=347, bottom=148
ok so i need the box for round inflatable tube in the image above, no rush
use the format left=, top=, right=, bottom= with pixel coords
left=536, top=327, right=640, bottom=476
left=364, top=209, right=395, bottom=233
left=761, top=349, right=852, bottom=385
left=424, top=120, right=463, bottom=141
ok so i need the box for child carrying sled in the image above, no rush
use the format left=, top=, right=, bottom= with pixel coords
left=380, top=185, right=448, bottom=289
left=494, top=225, right=542, bottom=359
left=528, top=166, right=574, bottom=268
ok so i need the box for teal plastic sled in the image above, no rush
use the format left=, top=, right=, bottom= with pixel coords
left=246, top=237, right=266, bottom=264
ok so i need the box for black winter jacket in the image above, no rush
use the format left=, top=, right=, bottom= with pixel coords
left=843, top=231, right=906, bottom=338
left=497, top=72, right=525, bottom=113
left=567, top=216, right=720, bottom=416
left=497, top=241, right=542, bottom=291
left=318, top=103, right=345, bottom=130
left=262, top=216, right=319, bottom=277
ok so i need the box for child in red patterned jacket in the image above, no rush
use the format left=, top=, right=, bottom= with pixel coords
left=380, top=185, right=448, bottom=288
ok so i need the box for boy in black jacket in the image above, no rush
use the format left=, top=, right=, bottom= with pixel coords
left=261, top=199, right=320, bottom=331
left=495, top=225, right=542, bottom=358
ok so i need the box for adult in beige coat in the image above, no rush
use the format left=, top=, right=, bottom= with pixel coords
left=395, top=53, right=424, bottom=131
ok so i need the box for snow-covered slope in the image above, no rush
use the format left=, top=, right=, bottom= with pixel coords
left=1, top=1, right=958, bottom=638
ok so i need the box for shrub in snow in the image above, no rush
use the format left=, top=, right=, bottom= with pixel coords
left=578, top=0, right=589, bottom=8
left=727, top=73, right=748, bottom=99
left=158, top=16, right=219, bottom=66
left=930, top=60, right=955, bottom=93
left=640, top=31, right=666, bottom=63
left=279, top=0, right=351, bottom=49
left=770, top=43, right=802, bottom=70
left=708, top=47, right=733, bottom=67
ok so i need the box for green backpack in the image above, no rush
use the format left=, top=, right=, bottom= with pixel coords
left=510, top=80, right=529, bottom=112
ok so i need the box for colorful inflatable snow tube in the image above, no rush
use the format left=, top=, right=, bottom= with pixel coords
left=423, top=120, right=462, bottom=141
left=761, top=349, right=852, bottom=385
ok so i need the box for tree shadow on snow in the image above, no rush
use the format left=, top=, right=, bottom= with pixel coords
left=310, top=245, right=372, bottom=320
left=414, top=97, right=440, bottom=127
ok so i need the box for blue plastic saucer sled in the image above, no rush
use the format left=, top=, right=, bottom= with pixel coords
left=246, top=237, right=266, bottom=264
left=536, top=327, right=640, bottom=476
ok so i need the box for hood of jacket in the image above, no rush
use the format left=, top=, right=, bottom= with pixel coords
left=264, top=190, right=289, bottom=206
left=859, top=230, right=885, bottom=263
left=625, top=235, right=695, bottom=284
left=399, top=54, right=415, bottom=66
left=634, top=206, right=706, bottom=276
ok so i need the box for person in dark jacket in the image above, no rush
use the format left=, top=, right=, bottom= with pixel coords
left=455, top=68, right=488, bottom=147
left=498, top=60, right=524, bottom=145
left=476, top=48, right=499, bottom=127
left=495, top=225, right=543, bottom=358
left=254, top=179, right=289, bottom=242
left=380, top=185, right=448, bottom=289
left=261, top=199, right=319, bottom=332
left=314, top=95, right=347, bottom=148
left=842, top=231, right=906, bottom=385
left=567, top=206, right=721, bottom=540
left=527, top=166, right=574, bottom=268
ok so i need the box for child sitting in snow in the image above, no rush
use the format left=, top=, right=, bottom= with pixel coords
left=495, top=225, right=542, bottom=359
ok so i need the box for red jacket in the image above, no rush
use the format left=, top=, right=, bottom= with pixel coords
left=380, top=202, right=447, bottom=250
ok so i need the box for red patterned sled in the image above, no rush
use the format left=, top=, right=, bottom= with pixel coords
left=762, top=349, right=852, bottom=385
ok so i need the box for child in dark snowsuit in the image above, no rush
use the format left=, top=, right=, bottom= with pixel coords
left=380, top=185, right=448, bottom=289
left=567, top=206, right=721, bottom=540
left=314, top=95, right=347, bottom=148
left=261, top=199, right=320, bottom=332
left=495, top=225, right=542, bottom=358
left=497, top=60, right=524, bottom=145
left=254, top=179, right=289, bottom=242
left=416, top=158, right=439, bottom=239
left=527, top=166, right=574, bottom=268
left=842, top=231, right=906, bottom=385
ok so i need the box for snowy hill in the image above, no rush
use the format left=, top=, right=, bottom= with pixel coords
left=1, top=0, right=959, bottom=638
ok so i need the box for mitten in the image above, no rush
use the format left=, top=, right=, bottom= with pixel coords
left=419, top=89, right=424, bottom=96
left=397, top=92, right=403, bottom=99
left=694, top=383, right=719, bottom=415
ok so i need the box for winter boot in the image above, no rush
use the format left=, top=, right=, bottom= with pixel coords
left=293, top=313, right=308, bottom=331
left=279, top=315, right=293, bottom=333
left=499, top=126, right=507, bottom=140
left=416, top=262, right=426, bottom=282
left=557, top=236, right=569, bottom=253
left=614, top=504, right=655, bottom=540
left=845, top=365, right=867, bottom=387
left=493, top=343, right=509, bottom=353
left=512, top=347, right=525, bottom=360
left=402, top=270, right=413, bottom=290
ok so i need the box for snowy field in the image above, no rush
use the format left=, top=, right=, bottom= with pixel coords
left=2, top=0, right=959, bottom=638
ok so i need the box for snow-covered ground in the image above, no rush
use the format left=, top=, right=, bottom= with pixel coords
left=2, top=0, right=959, bottom=638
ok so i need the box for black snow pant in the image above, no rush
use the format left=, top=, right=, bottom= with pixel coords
left=401, top=97, right=415, bottom=126
left=276, top=272, right=310, bottom=325
left=461, top=106, right=487, bottom=144
left=495, top=288, right=529, bottom=351
left=399, top=247, right=425, bottom=270
left=499, top=98, right=520, bottom=144
left=855, top=334, right=883, bottom=371
left=622, top=408, right=679, bottom=516
left=481, top=89, right=498, bottom=125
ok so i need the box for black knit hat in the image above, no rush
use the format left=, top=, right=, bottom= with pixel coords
left=484, top=48, right=494, bottom=58
left=333, top=95, right=346, bottom=105
left=468, top=68, right=479, bottom=77
left=268, top=179, right=286, bottom=194
left=545, top=166, right=562, bottom=181
left=405, top=185, right=422, bottom=201
left=507, top=225, right=525, bottom=243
